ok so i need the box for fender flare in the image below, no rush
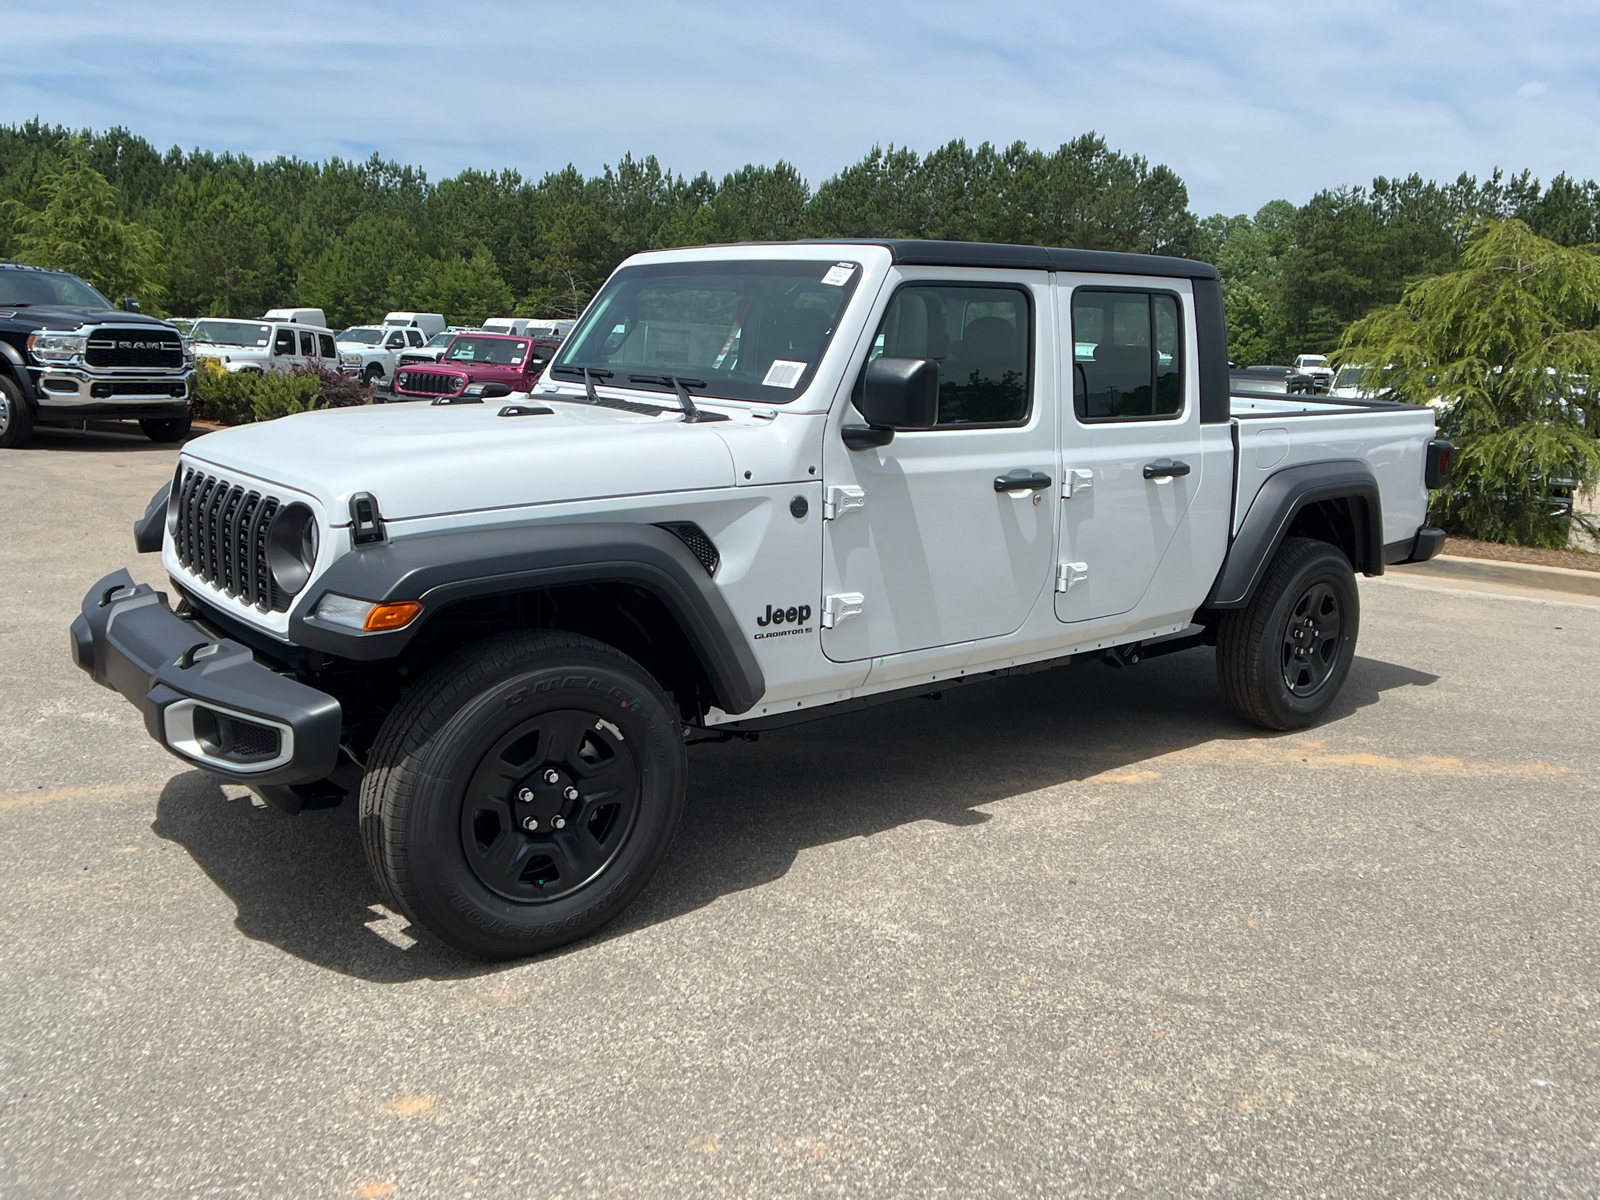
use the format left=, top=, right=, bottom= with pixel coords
left=0, top=340, right=36, bottom=403
left=1206, top=459, right=1383, bottom=609
left=287, top=521, right=766, bottom=715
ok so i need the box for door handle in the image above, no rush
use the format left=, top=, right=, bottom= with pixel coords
left=1142, top=459, right=1191, bottom=480
left=994, top=470, right=1053, bottom=493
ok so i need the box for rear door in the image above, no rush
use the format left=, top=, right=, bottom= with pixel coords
left=1055, top=278, right=1205, bottom=623
left=272, top=326, right=300, bottom=373
left=822, top=270, right=1058, bottom=662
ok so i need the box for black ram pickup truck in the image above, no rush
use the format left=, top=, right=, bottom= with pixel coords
left=0, top=261, right=195, bottom=448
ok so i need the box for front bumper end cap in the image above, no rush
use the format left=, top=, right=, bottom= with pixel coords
left=70, top=569, right=342, bottom=786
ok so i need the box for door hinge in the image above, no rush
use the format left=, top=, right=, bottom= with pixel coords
left=823, top=485, right=866, bottom=520
left=1055, top=562, right=1089, bottom=593
left=821, top=592, right=865, bottom=628
left=1061, top=469, right=1094, bottom=498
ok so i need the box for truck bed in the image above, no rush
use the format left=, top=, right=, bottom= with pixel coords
left=1229, top=390, right=1437, bottom=550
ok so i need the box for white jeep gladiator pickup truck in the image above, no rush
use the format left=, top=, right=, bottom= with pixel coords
left=72, top=240, right=1454, bottom=959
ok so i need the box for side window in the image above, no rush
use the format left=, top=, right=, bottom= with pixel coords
left=406, top=330, right=425, bottom=346
left=318, top=333, right=336, bottom=358
left=866, top=283, right=1031, bottom=426
left=273, top=328, right=295, bottom=356
left=386, top=332, right=406, bottom=350
left=1071, top=290, right=1184, bottom=421
left=299, top=331, right=315, bottom=356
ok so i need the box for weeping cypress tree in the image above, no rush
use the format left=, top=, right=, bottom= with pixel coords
left=1338, top=220, right=1600, bottom=547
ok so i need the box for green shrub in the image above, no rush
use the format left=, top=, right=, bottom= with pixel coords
left=194, top=358, right=371, bottom=425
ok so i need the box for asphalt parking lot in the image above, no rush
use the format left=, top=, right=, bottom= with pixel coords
left=3, top=425, right=1598, bottom=1199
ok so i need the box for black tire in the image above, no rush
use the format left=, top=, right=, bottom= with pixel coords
left=139, top=416, right=192, bottom=443
left=363, top=364, right=384, bottom=386
left=1216, top=537, right=1360, bottom=730
left=360, top=631, right=687, bottom=959
left=0, top=373, right=34, bottom=449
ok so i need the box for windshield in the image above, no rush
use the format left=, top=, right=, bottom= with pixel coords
left=0, top=268, right=112, bottom=310
left=426, top=331, right=454, bottom=347
left=553, top=260, right=862, bottom=402
left=443, top=336, right=530, bottom=366
left=191, top=319, right=272, bottom=347
left=1301, top=355, right=1329, bottom=368
left=338, top=328, right=384, bottom=344
left=1335, top=367, right=1366, bottom=388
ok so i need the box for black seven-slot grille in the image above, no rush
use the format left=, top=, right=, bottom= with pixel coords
left=85, top=327, right=184, bottom=369
left=174, top=468, right=290, bottom=612
left=397, top=370, right=464, bottom=395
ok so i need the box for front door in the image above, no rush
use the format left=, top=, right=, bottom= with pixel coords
left=1055, top=281, right=1205, bottom=623
left=822, top=271, right=1057, bottom=662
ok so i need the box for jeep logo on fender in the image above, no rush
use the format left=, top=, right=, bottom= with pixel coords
left=754, top=602, right=812, bottom=639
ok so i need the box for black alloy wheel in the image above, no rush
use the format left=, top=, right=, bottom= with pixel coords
left=1280, top=580, right=1343, bottom=696
left=1216, top=536, right=1360, bottom=730
left=360, top=630, right=686, bottom=959
left=461, top=708, right=640, bottom=903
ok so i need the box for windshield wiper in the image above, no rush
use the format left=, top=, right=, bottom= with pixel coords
left=544, top=366, right=667, bottom=416
left=626, top=375, right=730, bottom=423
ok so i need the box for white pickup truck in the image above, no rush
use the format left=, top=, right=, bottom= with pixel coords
left=73, top=239, right=1453, bottom=959
left=336, top=324, right=432, bottom=384
left=1292, top=354, right=1335, bottom=392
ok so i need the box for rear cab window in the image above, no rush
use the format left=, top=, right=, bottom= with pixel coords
left=1071, top=289, right=1184, bottom=421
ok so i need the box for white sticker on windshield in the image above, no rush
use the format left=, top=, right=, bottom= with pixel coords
left=821, top=263, right=855, bottom=286
left=762, top=359, right=807, bottom=388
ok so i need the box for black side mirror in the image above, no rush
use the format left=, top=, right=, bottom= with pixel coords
left=119, top=297, right=141, bottom=313
left=843, top=357, right=939, bottom=450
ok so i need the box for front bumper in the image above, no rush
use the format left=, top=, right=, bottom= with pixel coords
left=70, top=569, right=342, bottom=787
left=32, top=366, right=194, bottom=409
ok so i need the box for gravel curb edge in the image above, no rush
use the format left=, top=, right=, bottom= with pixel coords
left=1390, top=554, right=1600, bottom=597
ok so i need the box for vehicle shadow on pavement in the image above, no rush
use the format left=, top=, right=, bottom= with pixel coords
left=22, top=425, right=202, bottom=452
left=151, top=772, right=500, bottom=983
left=150, top=647, right=1436, bottom=982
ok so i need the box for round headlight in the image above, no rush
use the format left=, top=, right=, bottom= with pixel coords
left=266, top=503, right=318, bottom=595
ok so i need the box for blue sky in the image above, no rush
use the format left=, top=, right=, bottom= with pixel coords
left=4, top=0, right=1598, bottom=217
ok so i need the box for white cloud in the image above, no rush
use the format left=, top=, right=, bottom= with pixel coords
left=2, top=0, right=1598, bottom=215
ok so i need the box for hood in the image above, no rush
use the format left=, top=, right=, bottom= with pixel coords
left=1, top=306, right=175, bottom=332
left=182, top=398, right=741, bottom=522
left=199, top=344, right=271, bottom=357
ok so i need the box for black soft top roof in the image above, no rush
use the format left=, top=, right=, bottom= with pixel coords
left=784, top=239, right=1220, bottom=281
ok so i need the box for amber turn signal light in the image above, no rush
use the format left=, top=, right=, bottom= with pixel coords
left=363, top=601, right=424, bottom=632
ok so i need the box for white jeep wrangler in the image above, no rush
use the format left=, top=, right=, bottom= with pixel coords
left=73, top=240, right=1454, bottom=959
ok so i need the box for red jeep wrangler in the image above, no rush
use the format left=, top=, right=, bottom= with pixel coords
left=389, top=333, right=540, bottom=402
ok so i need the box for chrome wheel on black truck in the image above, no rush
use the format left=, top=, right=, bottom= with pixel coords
left=0, top=374, right=32, bottom=448
left=1215, top=537, right=1360, bottom=730
left=359, top=631, right=686, bottom=959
